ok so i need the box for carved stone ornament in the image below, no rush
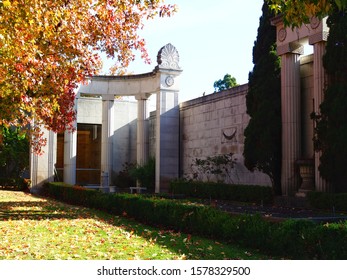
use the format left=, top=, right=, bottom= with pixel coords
left=278, top=28, right=287, bottom=42
left=165, top=76, right=174, bottom=87
left=157, top=43, right=181, bottom=70
left=221, top=127, right=237, bottom=143
left=310, top=17, right=321, bottom=29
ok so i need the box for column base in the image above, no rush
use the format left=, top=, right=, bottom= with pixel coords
left=296, top=159, right=315, bottom=197
left=295, top=189, right=312, bottom=198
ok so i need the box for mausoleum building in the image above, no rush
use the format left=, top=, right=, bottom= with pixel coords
left=30, top=17, right=332, bottom=196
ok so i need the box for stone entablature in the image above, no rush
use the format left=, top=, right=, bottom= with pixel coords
left=272, top=15, right=329, bottom=55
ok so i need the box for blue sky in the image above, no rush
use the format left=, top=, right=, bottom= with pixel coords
left=103, top=0, right=264, bottom=102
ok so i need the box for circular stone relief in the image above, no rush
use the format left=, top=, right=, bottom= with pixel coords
left=310, top=17, right=321, bottom=29
left=165, top=76, right=174, bottom=87
left=278, top=28, right=287, bottom=42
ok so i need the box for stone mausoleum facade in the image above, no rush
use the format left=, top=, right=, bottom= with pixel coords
left=30, top=17, right=331, bottom=196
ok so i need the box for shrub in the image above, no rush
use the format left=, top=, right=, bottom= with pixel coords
left=129, top=157, right=155, bottom=191
left=45, top=182, right=347, bottom=259
left=190, top=154, right=235, bottom=183
left=0, top=177, right=30, bottom=191
left=113, top=162, right=136, bottom=189
left=169, top=180, right=273, bottom=204
left=270, top=219, right=318, bottom=259
left=307, top=191, right=347, bottom=212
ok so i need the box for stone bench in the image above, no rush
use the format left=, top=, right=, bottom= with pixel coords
left=129, top=187, right=147, bottom=194
left=84, top=185, right=116, bottom=193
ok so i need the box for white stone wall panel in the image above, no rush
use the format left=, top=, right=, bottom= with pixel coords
left=179, top=85, right=272, bottom=186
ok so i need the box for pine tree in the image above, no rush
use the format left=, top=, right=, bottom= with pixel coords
left=313, top=7, right=347, bottom=192
left=243, top=2, right=282, bottom=194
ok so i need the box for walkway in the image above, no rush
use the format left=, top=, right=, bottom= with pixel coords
left=209, top=199, right=347, bottom=223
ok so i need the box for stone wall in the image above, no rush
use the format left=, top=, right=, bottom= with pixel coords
left=73, top=67, right=315, bottom=188
left=37, top=61, right=315, bottom=190
left=112, top=100, right=137, bottom=175
left=179, top=84, right=272, bottom=186
left=77, top=97, right=102, bottom=124
left=75, top=97, right=138, bottom=180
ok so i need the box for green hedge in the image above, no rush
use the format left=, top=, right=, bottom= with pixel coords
left=45, top=182, right=347, bottom=259
left=308, top=191, right=347, bottom=212
left=0, top=177, right=30, bottom=191
left=169, top=180, right=273, bottom=204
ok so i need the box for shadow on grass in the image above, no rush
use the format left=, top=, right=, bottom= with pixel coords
left=0, top=191, right=265, bottom=260
left=89, top=209, right=265, bottom=260
left=0, top=200, right=92, bottom=221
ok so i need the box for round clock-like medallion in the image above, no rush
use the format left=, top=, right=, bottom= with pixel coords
left=310, top=17, right=320, bottom=29
left=165, top=76, right=174, bottom=87
left=278, top=28, right=287, bottom=42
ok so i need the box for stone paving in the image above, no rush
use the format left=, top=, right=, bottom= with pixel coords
left=206, top=199, right=347, bottom=223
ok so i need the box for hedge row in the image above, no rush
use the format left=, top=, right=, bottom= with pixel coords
left=44, top=182, right=347, bottom=259
left=169, top=180, right=273, bottom=204
left=308, top=191, right=347, bottom=212
left=0, top=177, right=30, bottom=191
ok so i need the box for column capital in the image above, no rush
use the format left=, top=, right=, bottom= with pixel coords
left=309, top=16, right=329, bottom=45
left=135, top=93, right=151, bottom=101
left=309, top=31, right=329, bottom=45
left=102, top=95, right=115, bottom=101
left=277, top=42, right=304, bottom=56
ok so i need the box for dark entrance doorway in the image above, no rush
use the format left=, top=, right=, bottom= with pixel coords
left=56, top=124, right=101, bottom=185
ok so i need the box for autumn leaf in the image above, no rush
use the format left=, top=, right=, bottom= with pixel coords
left=0, top=0, right=176, bottom=151
left=0, top=190, right=271, bottom=260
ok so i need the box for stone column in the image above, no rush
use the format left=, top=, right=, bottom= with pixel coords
left=30, top=128, right=57, bottom=189
left=311, top=40, right=329, bottom=192
left=64, top=127, right=77, bottom=185
left=100, top=96, right=114, bottom=187
left=136, top=96, right=149, bottom=166
left=279, top=45, right=303, bottom=196
left=63, top=95, right=78, bottom=186
left=155, top=90, right=180, bottom=193
left=30, top=149, right=38, bottom=188
left=154, top=43, right=182, bottom=193
left=47, top=130, right=56, bottom=181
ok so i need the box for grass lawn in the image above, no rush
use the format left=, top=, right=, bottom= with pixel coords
left=0, top=190, right=271, bottom=260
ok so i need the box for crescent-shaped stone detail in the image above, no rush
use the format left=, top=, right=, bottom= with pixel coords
left=157, top=43, right=181, bottom=70
left=222, top=128, right=237, bottom=141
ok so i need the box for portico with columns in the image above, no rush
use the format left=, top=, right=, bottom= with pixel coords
left=30, top=23, right=334, bottom=197
left=272, top=16, right=330, bottom=196
left=30, top=43, right=182, bottom=193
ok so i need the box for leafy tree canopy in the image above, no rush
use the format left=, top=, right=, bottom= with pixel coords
left=267, top=0, right=347, bottom=27
left=213, top=74, right=238, bottom=92
left=0, top=0, right=176, bottom=152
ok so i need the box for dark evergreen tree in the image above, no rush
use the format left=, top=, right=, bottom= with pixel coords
left=243, top=1, right=282, bottom=194
left=0, top=126, right=29, bottom=178
left=313, top=7, right=347, bottom=192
